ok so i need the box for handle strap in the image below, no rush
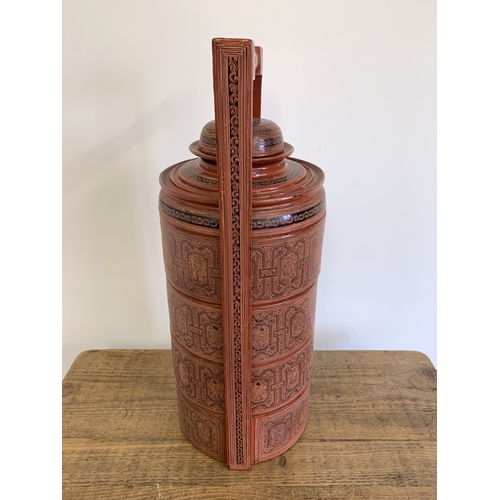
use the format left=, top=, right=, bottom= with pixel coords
left=212, top=38, right=255, bottom=470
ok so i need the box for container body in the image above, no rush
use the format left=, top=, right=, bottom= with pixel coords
left=159, top=151, right=325, bottom=464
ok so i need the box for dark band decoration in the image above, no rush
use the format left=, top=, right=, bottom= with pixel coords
left=160, top=198, right=325, bottom=230
left=253, top=136, right=283, bottom=147
left=159, top=198, right=219, bottom=228
left=252, top=163, right=301, bottom=186
left=200, top=135, right=217, bottom=146
left=182, top=167, right=218, bottom=185
left=251, top=199, right=326, bottom=229
left=182, top=162, right=301, bottom=187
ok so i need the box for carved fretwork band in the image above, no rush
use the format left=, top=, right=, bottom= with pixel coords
left=213, top=39, right=254, bottom=470
left=159, top=196, right=325, bottom=230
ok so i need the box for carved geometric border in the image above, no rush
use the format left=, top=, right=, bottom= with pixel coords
left=251, top=219, right=325, bottom=302
left=252, top=339, right=313, bottom=414
left=176, top=389, right=226, bottom=462
left=252, top=284, right=317, bottom=363
left=254, top=382, right=310, bottom=463
left=159, top=197, right=325, bottom=231
left=181, top=158, right=302, bottom=187
left=168, top=285, right=224, bottom=363
left=172, top=341, right=225, bottom=414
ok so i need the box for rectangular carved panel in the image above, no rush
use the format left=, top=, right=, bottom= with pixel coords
left=176, top=389, right=226, bottom=462
left=254, top=383, right=310, bottom=463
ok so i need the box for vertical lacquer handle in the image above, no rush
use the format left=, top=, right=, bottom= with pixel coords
left=253, top=46, right=263, bottom=119
left=212, top=38, right=254, bottom=470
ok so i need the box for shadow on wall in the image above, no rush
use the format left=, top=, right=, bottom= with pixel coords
left=62, top=93, right=200, bottom=377
left=63, top=158, right=163, bottom=376
left=64, top=95, right=188, bottom=199
left=313, top=328, right=349, bottom=351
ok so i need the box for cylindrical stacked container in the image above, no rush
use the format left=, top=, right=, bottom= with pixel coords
left=159, top=38, right=325, bottom=470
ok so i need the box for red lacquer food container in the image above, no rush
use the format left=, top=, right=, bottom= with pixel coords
left=159, top=38, right=326, bottom=470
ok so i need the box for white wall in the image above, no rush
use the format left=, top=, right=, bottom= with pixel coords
left=63, top=0, right=436, bottom=376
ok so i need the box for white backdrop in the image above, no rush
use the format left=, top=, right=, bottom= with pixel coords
left=62, top=0, right=436, bottom=376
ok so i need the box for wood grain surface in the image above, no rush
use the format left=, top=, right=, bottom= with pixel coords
left=62, top=350, right=436, bottom=499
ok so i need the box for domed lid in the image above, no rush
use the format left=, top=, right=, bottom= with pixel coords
left=198, top=118, right=285, bottom=159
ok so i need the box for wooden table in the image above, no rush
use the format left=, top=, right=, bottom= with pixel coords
left=63, top=350, right=436, bottom=499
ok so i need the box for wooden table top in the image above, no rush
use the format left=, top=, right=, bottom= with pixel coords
left=62, top=349, right=436, bottom=499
